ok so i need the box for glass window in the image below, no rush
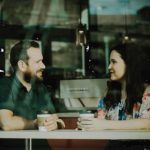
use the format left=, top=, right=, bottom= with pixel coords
left=89, top=0, right=150, bottom=77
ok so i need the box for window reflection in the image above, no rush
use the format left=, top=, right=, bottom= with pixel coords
left=89, top=0, right=150, bottom=77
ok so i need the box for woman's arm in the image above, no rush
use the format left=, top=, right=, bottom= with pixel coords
left=78, top=118, right=150, bottom=131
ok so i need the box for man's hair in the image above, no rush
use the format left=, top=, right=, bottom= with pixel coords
left=10, top=40, right=40, bottom=71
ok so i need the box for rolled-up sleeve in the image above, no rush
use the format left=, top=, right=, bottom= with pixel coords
left=0, top=79, right=15, bottom=111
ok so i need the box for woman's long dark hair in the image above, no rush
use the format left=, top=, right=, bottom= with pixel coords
left=104, top=42, right=149, bottom=114
left=104, top=81, right=122, bottom=110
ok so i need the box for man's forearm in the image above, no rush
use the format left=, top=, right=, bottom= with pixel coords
left=1, top=116, right=37, bottom=131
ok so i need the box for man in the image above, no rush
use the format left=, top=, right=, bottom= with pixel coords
left=0, top=40, right=65, bottom=149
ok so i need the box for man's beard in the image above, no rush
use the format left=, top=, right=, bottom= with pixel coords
left=23, top=70, right=43, bottom=84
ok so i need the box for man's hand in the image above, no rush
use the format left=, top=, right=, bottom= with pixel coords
left=43, top=115, right=58, bottom=131
left=43, top=114, right=65, bottom=131
left=56, top=119, right=65, bottom=129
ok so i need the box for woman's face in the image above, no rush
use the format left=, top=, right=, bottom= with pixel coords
left=108, top=50, right=126, bottom=81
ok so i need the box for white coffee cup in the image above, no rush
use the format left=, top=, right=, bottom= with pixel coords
left=78, top=113, right=94, bottom=131
left=37, top=114, right=51, bottom=131
left=79, top=113, right=94, bottom=119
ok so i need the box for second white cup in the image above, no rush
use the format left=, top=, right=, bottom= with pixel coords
left=79, top=113, right=94, bottom=119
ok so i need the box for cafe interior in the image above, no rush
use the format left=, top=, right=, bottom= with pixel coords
left=0, top=0, right=150, bottom=149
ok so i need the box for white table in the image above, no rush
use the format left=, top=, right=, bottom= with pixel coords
left=0, top=129, right=150, bottom=150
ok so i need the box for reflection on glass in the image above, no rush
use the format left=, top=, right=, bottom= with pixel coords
left=51, top=41, right=82, bottom=69
left=89, top=0, right=150, bottom=77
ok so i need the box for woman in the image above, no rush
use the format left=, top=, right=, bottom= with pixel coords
left=77, top=42, right=150, bottom=149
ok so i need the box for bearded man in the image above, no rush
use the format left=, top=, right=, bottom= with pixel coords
left=0, top=40, right=64, bottom=150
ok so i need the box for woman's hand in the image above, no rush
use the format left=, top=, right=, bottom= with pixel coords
left=77, top=117, right=107, bottom=131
